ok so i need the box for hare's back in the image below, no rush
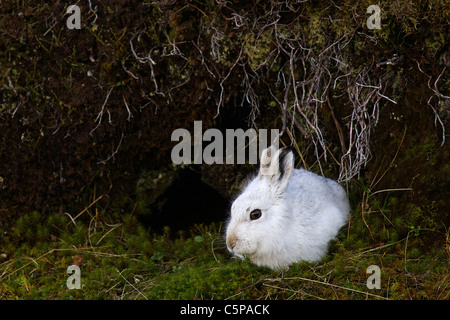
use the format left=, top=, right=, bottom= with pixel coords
left=287, top=168, right=348, bottom=209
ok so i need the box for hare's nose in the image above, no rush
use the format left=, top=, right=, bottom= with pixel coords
left=226, top=234, right=237, bottom=251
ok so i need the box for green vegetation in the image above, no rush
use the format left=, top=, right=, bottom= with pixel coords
left=1, top=190, right=448, bottom=300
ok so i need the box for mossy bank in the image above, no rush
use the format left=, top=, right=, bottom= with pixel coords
left=1, top=201, right=448, bottom=299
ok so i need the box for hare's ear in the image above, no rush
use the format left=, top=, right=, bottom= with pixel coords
left=275, top=147, right=294, bottom=192
left=259, top=145, right=277, bottom=177
left=277, top=147, right=294, bottom=182
left=259, top=146, right=294, bottom=193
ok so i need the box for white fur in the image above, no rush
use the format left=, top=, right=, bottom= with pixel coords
left=225, top=145, right=350, bottom=271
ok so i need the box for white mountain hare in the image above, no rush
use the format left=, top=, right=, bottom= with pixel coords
left=225, top=145, right=350, bottom=271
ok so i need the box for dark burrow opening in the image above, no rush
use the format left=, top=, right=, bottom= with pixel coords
left=138, top=167, right=230, bottom=235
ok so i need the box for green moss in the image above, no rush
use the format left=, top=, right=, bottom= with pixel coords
left=303, top=11, right=326, bottom=50
left=405, top=203, right=438, bottom=230
left=1, top=203, right=448, bottom=300
left=243, top=29, right=273, bottom=71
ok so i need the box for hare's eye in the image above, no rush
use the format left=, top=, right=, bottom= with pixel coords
left=250, top=209, right=262, bottom=221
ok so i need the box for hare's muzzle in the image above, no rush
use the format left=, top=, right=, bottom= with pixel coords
left=226, top=233, right=238, bottom=252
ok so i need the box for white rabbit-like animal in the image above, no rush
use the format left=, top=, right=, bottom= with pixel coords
left=225, top=145, right=349, bottom=271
